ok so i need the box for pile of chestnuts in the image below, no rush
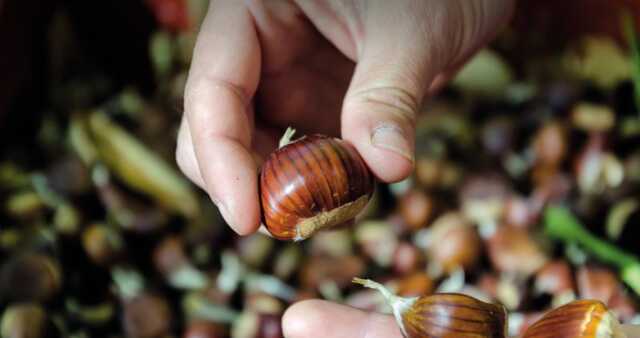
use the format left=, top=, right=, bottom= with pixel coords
left=3, top=3, right=640, bottom=338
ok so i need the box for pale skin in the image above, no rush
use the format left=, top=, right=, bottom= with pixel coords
left=176, top=1, right=592, bottom=337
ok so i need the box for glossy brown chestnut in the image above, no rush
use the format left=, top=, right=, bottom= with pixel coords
left=522, top=300, right=626, bottom=338
left=260, top=129, right=375, bottom=241
left=353, top=277, right=507, bottom=338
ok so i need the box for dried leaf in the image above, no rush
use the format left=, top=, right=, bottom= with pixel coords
left=88, top=111, right=199, bottom=218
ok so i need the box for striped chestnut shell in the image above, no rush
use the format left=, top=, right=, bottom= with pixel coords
left=259, top=129, right=375, bottom=241
left=353, top=277, right=507, bottom=338
left=523, top=300, right=626, bottom=338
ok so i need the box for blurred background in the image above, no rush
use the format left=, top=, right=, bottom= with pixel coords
left=2, top=0, right=640, bottom=337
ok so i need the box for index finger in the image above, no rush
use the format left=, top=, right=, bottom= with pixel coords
left=282, top=300, right=402, bottom=338
left=184, top=0, right=261, bottom=234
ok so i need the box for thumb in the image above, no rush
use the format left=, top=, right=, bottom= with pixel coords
left=341, top=0, right=514, bottom=182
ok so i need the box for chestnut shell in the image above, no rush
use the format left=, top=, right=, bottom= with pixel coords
left=259, top=134, right=374, bottom=241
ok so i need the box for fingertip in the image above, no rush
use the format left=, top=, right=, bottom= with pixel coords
left=222, top=194, right=261, bottom=236
left=282, top=300, right=317, bottom=338
left=194, top=137, right=261, bottom=236
left=282, top=300, right=402, bottom=338
left=360, top=144, right=414, bottom=183
left=344, top=124, right=414, bottom=183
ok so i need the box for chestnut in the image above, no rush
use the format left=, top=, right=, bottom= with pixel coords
left=260, top=129, right=375, bottom=241
left=426, top=212, right=482, bottom=274
left=353, top=277, right=507, bottom=338
left=82, top=223, right=123, bottom=266
left=486, top=226, right=548, bottom=277
left=398, top=189, right=434, bottom=231
left=0, top=253, right=62, bottom=302
left=522, top=300, right=625, bottom=338
left=122, top=293, right=172, bottom=338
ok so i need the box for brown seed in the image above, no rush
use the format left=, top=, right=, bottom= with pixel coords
left=0, top=253, right=61, bottom=302
left=395, top=273, right=434, bottom=298
left=235, top=233, right=274, bottom=268
left=522, top=300, right=625, bottom=338
left=392, top=242, right=424, bottom=276
left=183, top=321, right=226, bottom=338
left=355, top=220, right=399, bottom=268
left=533, top=121, right=567, bottom=168
left=260, top=131, right=375, bottom=241
left=353, top=278, right=507, bottom=338
left=535, top=260, right=574, bottom=295
left=153, top=235, right=189, bottom=275
left=299, top=255, right=365, bottom=290
left=486, top=226, right=548, bottom=277
left=427, top=212, right=482, bottom=273
left=122, top=293, right=172, bottom=338
left=82, top=223, right=123, bottom=266
left=577, top=266, right=637, bottom=322
left=398, top=189, right=434, bottom=230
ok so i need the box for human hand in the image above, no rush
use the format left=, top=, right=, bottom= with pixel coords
left=176, top=0, right=515, bottom=235
left=282, top=299, right=402, bottom=338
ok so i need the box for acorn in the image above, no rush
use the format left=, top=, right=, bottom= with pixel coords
left=522, top=300, right=626, bottom=338
left=259, top=128, right=375, bottom=241
left=352, top=277, right=507, bottom=338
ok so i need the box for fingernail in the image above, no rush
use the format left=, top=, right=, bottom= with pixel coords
left=371, top=124, right=414, bottom=162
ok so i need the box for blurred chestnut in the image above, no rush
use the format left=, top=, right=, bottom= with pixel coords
left=392, top=242, right=424, bottom=275
left=415, top=157, right=462, bottom=190
left=398, top=189, right=433, bottom=231
left=236, top=233, right=274, bottom=268
left=486, top=226, right=548, bottom=277
left=309, top=228, right=353, bottom=258
left=122, top=293, right=172, bottom=338
left=459, top=174, right=510, bottom=228
left=153, top=235, right=189, bottom=275
left=299, top=255, right=365, bottom=290
left=355, top=221, right=398, bottom=268
left=259, top=130, right=375, bottom=241
left=0, top=253, right=62, bottom=302
left=82, top=223, right=123, bottom=266
left=535, top=260, right=574, bottom=296
left=426, top=212, right=482, bottom=274
left=577, top=265, right=637, bottom=321
left=1, top=303, right=47, bottom=338
left=273, top=244, right=302, bottom=280
left=532, top=121, right=567, bottom=168
left=183, top=320, right=226, bottom=338
left=395, top=272, right=434, bottom=297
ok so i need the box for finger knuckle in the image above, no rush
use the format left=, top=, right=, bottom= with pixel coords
left=349, top=85, right=419, bottom=125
